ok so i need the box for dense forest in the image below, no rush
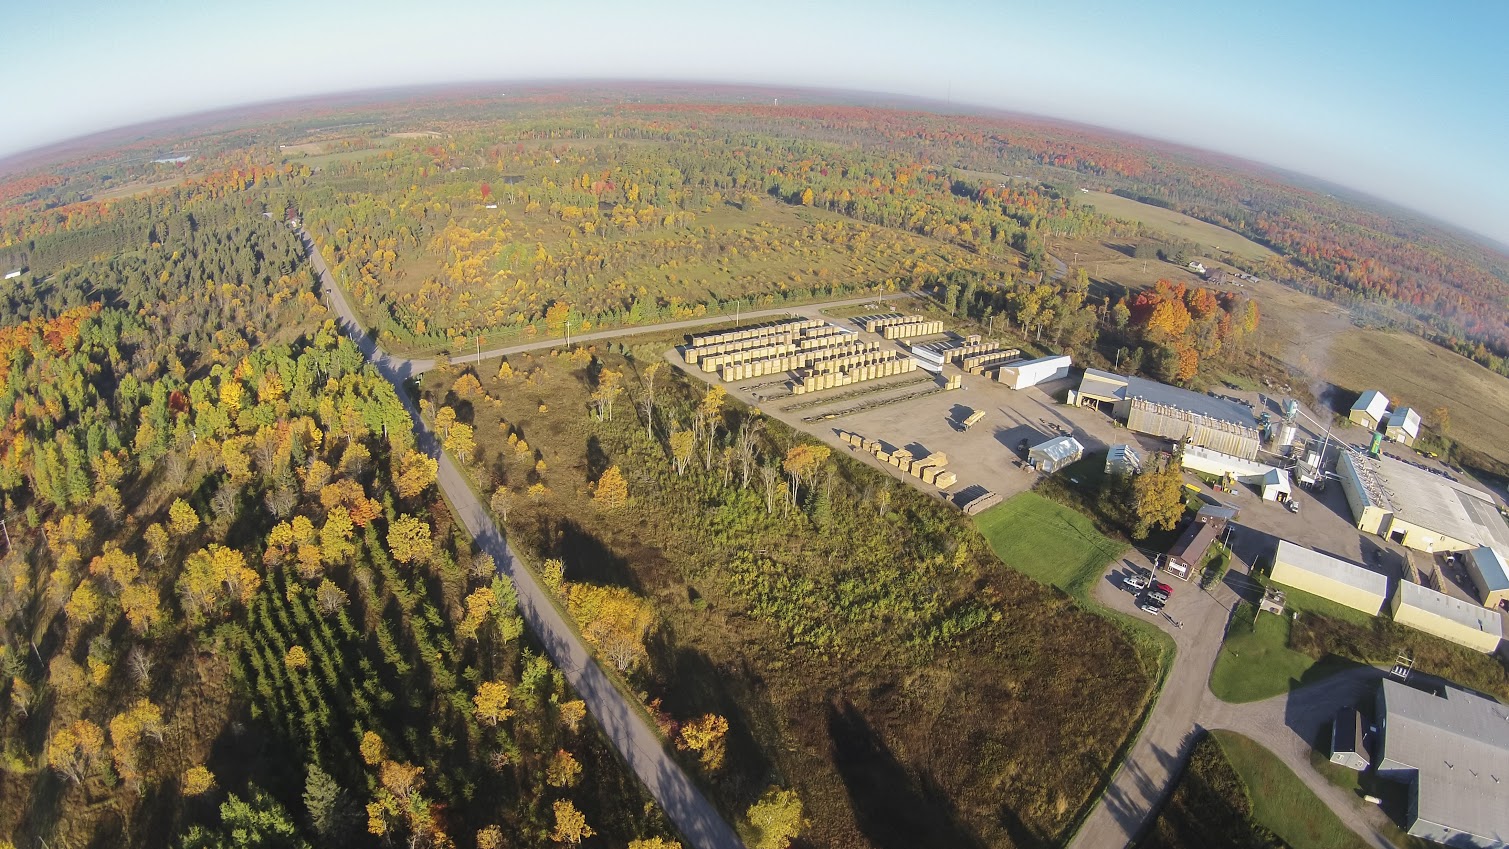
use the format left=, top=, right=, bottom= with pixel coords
left=0, top=181, right=678, bottom=847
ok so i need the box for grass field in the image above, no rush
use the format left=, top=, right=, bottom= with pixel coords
left=1209, top=603, right=1364, bottom=703
left=1139, top=733, right=1283, bottom=849
left=1213, top=731, right=1371, bottom=849
left=1078, top=191, right=1278, bottom=263
left=975, top=492, right=1129, bottom=598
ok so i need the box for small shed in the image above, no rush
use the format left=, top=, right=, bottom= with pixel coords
left=1028, top=435, right=1084, bottom=475
left=1385, top=407, right=1422, bottom=447
left=1259, top=586, right=1287, bottom=615
left=1349, top=390, right=1390, bottom=430
left=1464, top=546, right=1509, bottom=609
left=996, top=355, right=1072, bottom=390
left=1164, top=517, right=1225, bottom=581
left=1271, top=541, right=1388, bottom=615
left=1391, top=581, right=1504, bottom=653
left=1329, top=706, right=1369, bottom=771
left=1104, top=444, right=1143, bottom=477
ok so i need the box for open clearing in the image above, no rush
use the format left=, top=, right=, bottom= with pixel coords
left=1078, top=191, right=1278, bottom=263
left=975, top=493, right=1127, bottom=598
left=1212, top=731, right=1372, bottom=849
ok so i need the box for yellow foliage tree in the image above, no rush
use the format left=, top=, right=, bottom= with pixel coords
left=48, top=719, right=105, bottom=784
left=564, top=584, right=655, bottom=672
left=121, top=583, right=164, bottom=635
left=628, top=839, right=683, bottom=849
left=387, top=515, right=434, bottom=565
left=473, top=681, right=514, bottom=726
left=457, top=586, right=498, bottom=640
left=546, top=749, right=583, bottom=788
left=393, top=450, right=438, bottom=499
left=558, top=699, right=587, bottom=733
left=747, top=786, right=805, bottom=849
left=593, top=466, right=628, bottom=509
left=168, top=498, right=200, bottom=537
left=285, top=645, right=310, bottom=670
left=183, top=765, right=216, bottom=795
left=360, top=731, right=386, bottom=766
left=678, top=714, right=729, bottom=772
left=551, top=799, right=594, bottom=845
left=64, top=580, right=104, bottom=626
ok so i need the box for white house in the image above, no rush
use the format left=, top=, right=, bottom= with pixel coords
left=1187, top=261, right=1206, bottom=274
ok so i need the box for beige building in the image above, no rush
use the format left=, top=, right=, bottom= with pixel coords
left=1349, top=389, right=1389, bottom=430
left=1270, top=540, right=1388, bottom=615
left=1385, top=407, right=1422, bottom=447
left=1390, top=581, right=1504, bottom=653
left=1336, top=451, right=1509, bottom=558
left=1464, top=546, right=1509, bottom=609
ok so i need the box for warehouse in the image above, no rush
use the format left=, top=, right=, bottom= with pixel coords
left=996, top=354, right=1072, bottom=389
left=1464, top=546, right=1509, bottom=609
left=1028, top=435, right=1084, bottom=474
left=1337, top=450, right=1509, bottom=558
left=1073, top=370, right=1262, bottom=460
left=1386, top=407, right=1422, bottom=447
left=1270, top=540, right=1388, bottom=615
left=1390, top=581, right=1504, bottom=653
left=1350, top=389, right=1390, bottom=430
left=1375, top=678, right=1509, bottom=847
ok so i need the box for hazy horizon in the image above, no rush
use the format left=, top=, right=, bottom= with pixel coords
left=5, top=0, right=1507, bottom=245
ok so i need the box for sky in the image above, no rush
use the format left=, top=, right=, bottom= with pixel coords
left=5, top=0, right=1508, bottom=244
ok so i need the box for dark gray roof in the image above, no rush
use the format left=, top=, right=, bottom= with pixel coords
left=1123, top=375, right=1258, bottom=429
left=1381, top=680, right=1509, bottom=841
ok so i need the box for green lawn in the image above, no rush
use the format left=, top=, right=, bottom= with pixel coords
left=1210, top=603, right=1365, bottom=703
left=1214, top=731, right=1371, bottom=849
left=974, top=492, right=1128, bottom=598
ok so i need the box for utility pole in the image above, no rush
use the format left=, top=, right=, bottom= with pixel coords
left=0, top=518, right=9, bottom=553
left=476, top=334, right=482, bottom=365
left=564, top=320, right=573, bottom=350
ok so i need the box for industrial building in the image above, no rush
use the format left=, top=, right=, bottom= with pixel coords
left=1375, top=678, right=1509, bottom=847
left=1164, top=514, right=1226, bottom=581
left=1386, top=407, right=1423, bottom=446
left=1028, top=435, right=1084, bottom=475
left=1336, top=450, right=1509, bottom=558
left=1350, top=389, right=1390, bottom=430
left=1104, top=444, right=1143, bottom=477
left=1180, top=445, right=1292, bottom=501
left=1270, top=540, right=1389, bottom=615
left=996, top=354, right=1072, bottom=389
left=1074, top=369, right=1261, bottom=460
left=1329, top=706, right=1369, bottom=771
left=1464, top=546, right=1509, bottom=609
left=1390, top=581, right=1504, bottom=653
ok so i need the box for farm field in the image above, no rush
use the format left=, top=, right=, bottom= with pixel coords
left=426, top=341, right=1159, bottom=848
left=1078, top=190, right=1279, bottom=263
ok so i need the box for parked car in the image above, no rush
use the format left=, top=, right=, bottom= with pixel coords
left=1146, top=581, right=1173, bottom=603
left=1138, top=596, right=1166, bottom=615
left=1124, top=569, right=1152, bottom=591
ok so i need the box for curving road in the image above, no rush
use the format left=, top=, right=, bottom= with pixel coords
left=300, top=231, right=751, bottom=849
left=1068, top=561, right=1400, bottom=849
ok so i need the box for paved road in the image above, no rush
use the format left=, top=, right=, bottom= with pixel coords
left=1069, top=556, right=1402, bottom=849
left=301, top=231, right=747, bottom=849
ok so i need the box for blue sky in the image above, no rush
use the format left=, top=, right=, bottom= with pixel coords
left=5, top=0, right=1507, bottom=244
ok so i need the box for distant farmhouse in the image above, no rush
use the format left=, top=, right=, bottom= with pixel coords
left=1074, top=369, right=1262, bottom=460
left=1375, top=679, right=1509, bottom=847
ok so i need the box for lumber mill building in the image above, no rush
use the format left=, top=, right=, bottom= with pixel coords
left=1270, top=540, right=1389, bottom=616
left=1336, top=450, right=1509, bottom=561
left=1375, top=678, right=1509, bottom=847
left=1465, top=546, right=1509, bottom=610
left=1074, top=369, right=1262, bottom=460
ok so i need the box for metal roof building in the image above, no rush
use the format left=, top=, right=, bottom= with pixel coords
left=1386, top=407, right=1423, bottom=447
left=1028, top=435, right=1084, bottom=475
left=1375, top=679, right=1509, bottom=847
left=1164, top=516, right=1225, bottom=582
left=1465, top=546, right=1509, bottom=610
left=996, top=354, right=1072, bottom=389
left=1270, top=540, right=1389, bottom=615
left=1350, top=389, right=1390, bottom=430
left=1074, top=370, right=1261, bottom=460
left=1337, top=451, right=1509, bottom=558
left=1391, top=580, right=1504, bottom=653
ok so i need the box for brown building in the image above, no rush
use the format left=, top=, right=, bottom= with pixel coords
left=1163, top=516, right=1227, bottom=581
